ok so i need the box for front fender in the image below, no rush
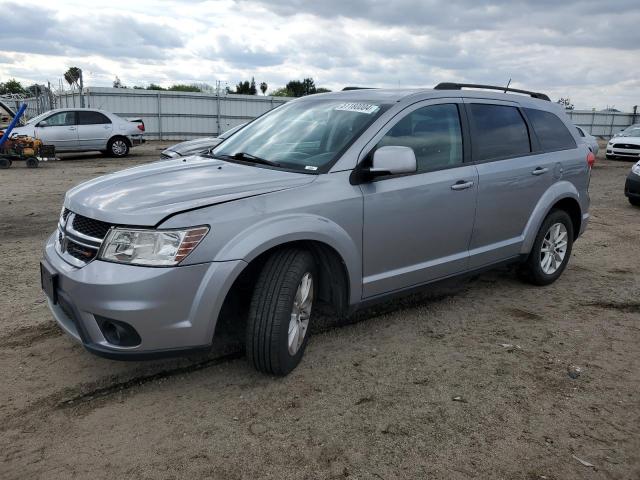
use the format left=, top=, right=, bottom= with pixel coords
left=520, top=181, right=581, bottom=254
left=214, top=213, right=362, bottom=304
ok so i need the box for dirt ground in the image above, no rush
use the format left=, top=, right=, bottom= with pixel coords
left=0, top=141, right=638, bottom=480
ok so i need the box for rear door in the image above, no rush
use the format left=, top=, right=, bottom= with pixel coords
left=77, top=111, right=113, bottom=150
left=360, top=100, right=478, bottom=297
left=465, top=100, right=557, bottom=268
left=34, top=111, right=78, bottom=151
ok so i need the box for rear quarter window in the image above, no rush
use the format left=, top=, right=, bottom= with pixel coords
left=524, top=108, right=577, bottom=151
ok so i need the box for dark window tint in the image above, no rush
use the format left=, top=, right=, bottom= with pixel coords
left=469, top=104, right=531, bottom=161
left=44, top=111, right=76, bottom=126
left=376, top=104, right=463, bottom=172
left=525, top=108, right=576, bottom=151
left=78, top=111, right=111, bottom=125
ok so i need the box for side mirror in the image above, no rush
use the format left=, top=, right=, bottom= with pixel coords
left=369, top=146, right=417, bottom=176
left=38, top=121, right=48, bottom=128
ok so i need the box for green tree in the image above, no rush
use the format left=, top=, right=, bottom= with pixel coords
left=249, top=77, right=257, bottom=95
left=269, top=87, right=292, bottom=97
left=147, top=83, right=165, bottom=90
left=168, top=84, right=201, bottom=92
left=0, top=78, right=27, bottom=95
left=233, top=80, right=252, bottom=94
left=260, top=82, right=268, bottom=95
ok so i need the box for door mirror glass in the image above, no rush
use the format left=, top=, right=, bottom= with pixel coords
left=38, top=121, right=48, bottom=128
left=370, top=146, right=417, bottom=175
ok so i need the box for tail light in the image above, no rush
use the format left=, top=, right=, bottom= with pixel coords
left=137, top=123, right=145, bottom=132
left=586, top=151, right=595, bottom=168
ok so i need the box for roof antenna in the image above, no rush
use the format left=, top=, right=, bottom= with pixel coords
left=504, top=78, right=511, bottom=93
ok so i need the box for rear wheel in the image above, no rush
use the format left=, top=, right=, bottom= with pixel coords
left=0, top=158, right=11, bottom=169
left=25, top=157, right=39, bottom=168
left=107, top=137, right=129, bottom=157
left=246, top=249, right=316, bottom=376
left=520, top=210, right=574, bottom=286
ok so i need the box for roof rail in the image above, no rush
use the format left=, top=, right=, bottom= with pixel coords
left=342, top=86, right=376, bottom=91
left=434, top=82, right=550, bottom=101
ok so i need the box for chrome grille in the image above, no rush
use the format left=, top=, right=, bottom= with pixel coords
left=57, top=209, right=113, bottom=266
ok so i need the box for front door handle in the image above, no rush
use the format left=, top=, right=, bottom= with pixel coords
left=68, top=127, right=76, bottom=131
left=531, top=167, right=549, bottom=176
left=451, top=180, right=474, bottom=191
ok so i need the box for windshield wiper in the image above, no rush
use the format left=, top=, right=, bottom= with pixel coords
left=222, top=152, right=281, bottom=167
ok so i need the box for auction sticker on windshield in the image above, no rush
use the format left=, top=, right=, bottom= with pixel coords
left=334, top=103, right=380, bottom=114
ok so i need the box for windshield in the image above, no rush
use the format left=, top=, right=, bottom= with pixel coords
left=213, top=99, right=388, bottom=172
left=620, top=126, right=640, bottom=137
left=26, top=111, right=51, bottom=125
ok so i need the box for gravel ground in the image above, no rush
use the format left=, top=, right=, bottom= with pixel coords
left=0, top=141, right=638, bottom=480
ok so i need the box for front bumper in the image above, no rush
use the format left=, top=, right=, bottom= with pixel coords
left=42, top=233, right=246, bottom=359
left=607, top=145, right=640, bottom=159
left=625, top=172, right=640, bottom=199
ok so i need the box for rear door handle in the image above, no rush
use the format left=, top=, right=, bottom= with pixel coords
left=451, top=180, right=474, bottom=191
left=531, top=167, right=548, bottom=176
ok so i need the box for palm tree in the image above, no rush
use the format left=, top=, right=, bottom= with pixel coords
left=260, top=82, right=268, bottom=95
left=64, top=67, right=83, bottom=107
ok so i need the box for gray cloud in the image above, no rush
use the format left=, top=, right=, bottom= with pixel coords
left=0, top=2, right=184, bottom=59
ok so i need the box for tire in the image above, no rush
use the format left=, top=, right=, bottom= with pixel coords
left=26, top=157, right=39, bottom=168
left=519, top=209, right=574, bottom=286
left=246, top=249, right=317, bottom=376
left=629, top=197, right=640, bottom=207
left=0, top=158, right=11, bottom=169
left=107, top=137, right=129, bottom=157
left=606, top=154, right=615, bottom=160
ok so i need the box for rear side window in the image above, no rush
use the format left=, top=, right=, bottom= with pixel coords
left=468, top=104, right=531, bottom=161
left=78, top=111, right=111, bottom=125
left=525, top=108, right=576, bottom=151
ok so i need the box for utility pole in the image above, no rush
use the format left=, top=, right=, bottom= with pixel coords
left=79, top=69, right=85, bottom=108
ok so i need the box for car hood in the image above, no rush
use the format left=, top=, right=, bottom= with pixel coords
left=65, top=156, right=316, bottom=226
left=611, top=136, right=640, bottom=145
left=164, top=137, right=221, bottom=156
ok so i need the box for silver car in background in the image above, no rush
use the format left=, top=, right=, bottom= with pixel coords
left=11, top=108, right=145, bottom=157
left=161, top=123, right=246, bottom=159
left=575, top=125, right=599, bottom=155
left=41, top=83, right=592, bottom=376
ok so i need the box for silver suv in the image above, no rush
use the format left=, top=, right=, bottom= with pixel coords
left=41, top=83, right=592, bottom=375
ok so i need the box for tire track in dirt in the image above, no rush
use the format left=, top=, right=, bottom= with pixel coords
left=0, top=322, right=62, bottom=349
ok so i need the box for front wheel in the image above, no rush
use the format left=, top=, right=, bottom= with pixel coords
left=107, top=137, right=129, bottom=157
left=629, top=197, right=640, bottom=207
left=246, top=249, right=316, bottom=376
left=520, top=210, right=574, bottom=286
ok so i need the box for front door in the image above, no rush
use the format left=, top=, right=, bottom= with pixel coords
left=77, top=110, right=113, bottom=150
left=360, top=101, right=478, bottom=298
left=35, top=111, right=78, bottom=151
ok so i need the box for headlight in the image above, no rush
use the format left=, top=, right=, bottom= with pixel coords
left=632, top=162, right=640, bottom=176
left=99, top=226, right=209, bottom=266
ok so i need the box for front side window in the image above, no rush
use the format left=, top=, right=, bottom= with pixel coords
left=78, top=111, right=111, bottom=125
left=213, top=99, right=388, bottom=172
left=43, top=111, right=76, bottom=127
left=469, top=104, right=531, bottom=161
left=525, top=108, right=576, bottom=151
left=375, top=103, right=463, bottom=172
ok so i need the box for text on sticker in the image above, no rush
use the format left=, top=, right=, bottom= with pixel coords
left=334, top=103, right=380, bottom=114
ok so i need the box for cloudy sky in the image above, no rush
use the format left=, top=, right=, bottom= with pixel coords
left=1, top=0, right=639, bottom=110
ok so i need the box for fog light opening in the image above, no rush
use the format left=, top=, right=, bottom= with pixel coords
left=96, top=317, right=142, bottom=347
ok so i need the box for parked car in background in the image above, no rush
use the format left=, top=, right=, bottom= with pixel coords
left=606, top=124, right=640, bottom=160
left=625, top=160, right=640, bottom=206
left=10, top=108, right=145, bottom=157
left=41, top=83, right=592, bottom=376
left=0, top=99, right=16, bottom=129
left=161, top=123, right=246, bottom=159
left=575, top=126, right=599, bottom=155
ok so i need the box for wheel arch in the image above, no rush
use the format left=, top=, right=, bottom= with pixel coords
left=521, top=182, right=583, bottom=255
left=108, top=134, right=132, bottom=148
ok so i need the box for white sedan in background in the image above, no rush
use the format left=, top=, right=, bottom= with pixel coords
left=10, top=108, right=145, bottom=157
left=607, top=124, right=640, bottom=161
